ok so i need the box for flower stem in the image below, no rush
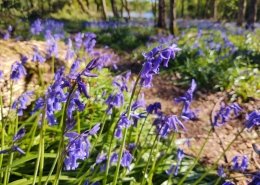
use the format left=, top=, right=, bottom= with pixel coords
left=112, top=73, right=141, bottom=185
left=53, top=82, right=77, bottom=185
left=177, top=128, right=213, bottom=185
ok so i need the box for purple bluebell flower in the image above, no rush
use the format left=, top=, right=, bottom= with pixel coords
left=114, top=127, right=123, bottom=139
left=65, top=38, right=75, bottom=60
left=69, top=59, right=80, bottom=77
left=110, top=152, right=118, bottom=164
left=213, top=103, right=242, bottom=127
left=96, top=152, right=107, bottom=164
left=105, top=92, right=124, bottom=114
left=83, top=33, right=96, bottom=53
left=64, top=124, right=100, bottom=170
left=231, top=155, right=248, bottom=172
left=160, top=44, right=181, bottom=67
left=166, top=148, right=185, bottom=176
left=131, top=95, right=145, bottom=111
left=13, top=128, right=26, bottom=142
left=154, top=114, right=185, bottom=137
left=46, top=37, right=58, bottom=58
left=76, top=76, right=90, bottom=99
left=31, top=97, right=45, bottom=114
left=246, top=110, right=260, bottom=129
left=12, top=91, right=33, bottom=116
left=10, top=61, right=27, bottom=81
left=32, top=47, right=46, bottom=63
left=248, top=172, right=260, bottom=185
left=21, top=55, right=28, bottom=64
left=0, top=145, right=25, bottom=155
left=112, top=71, right=131, bottom=92
left=74, top=33, right=83, bottom=49
left=146, top=102, right=161, bottom=114
left=30, top=19, right=42, bottom=35
left=175, top=79, right=197, bottom=120
left=217, top=165, right=226, bottom=178
left=121, top=150, right=133, bottom=169
left=118, top=114, right=132, bottom=128
left=88, top=123, right=101, bottom=135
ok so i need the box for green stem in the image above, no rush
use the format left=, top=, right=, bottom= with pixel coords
left=112, top=74, right=141, bottom=185
left=53, top=82, right=77, bottom=185
left=0, top=91, right=5, bottom=179
left=191, top=127, right=246, bottom=185
left=213, top=177, right=221, bottom=185
left=39, top=117, right=46, bottom=185
left=177, top=128, right=213, bottom=185
left=32, top=104, right=47, bottom=185
left=140, top=132, right=160, bottom=185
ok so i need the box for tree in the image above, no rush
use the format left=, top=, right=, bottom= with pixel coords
left=101, top=0, right=108, bottom=20
left=169, top=0, right=177, bottom=34
left=197, top=0, right=201, bottom=18
left=110, top=0, right=120, bottom=18
left=246, top=0, right=258, bottom=30
left=181, top=0, right=185, bottom=17
left=237, top=0, right=246, bottom=26
left=158, top=0, right=166, bottom=28
left=213, top=0, right=218, bottom=20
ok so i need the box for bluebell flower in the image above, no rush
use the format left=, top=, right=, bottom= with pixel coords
left=13, top=127, right=26, bottom=142
left=248, top=172, right=260, bottom=185
left=154, top=114, right=185, bottom=137
left=83, top=33, right=96, bottom=53
left=213, top=103, right=242, bottom=127
left=146, top=102, right=161, bottom=114
left=118, top=114, right=132, bottom=128
left=246, top=110, right=260, bottom=129
left=175, top=79, right=197, bottom=120
left=31, top=97, right=45, bottom=114
left=12, top=91, right=33, bottom=116
left=160, top=44, right=181, bottom=67
left=166, top=148, right=184, bottom=176
left=10, top=61, right=27, bottom=81
left=76, top=76, right=90, bottom=99
left=131, top=94, right=145, bottom=111
left=112, top=71, right=131, bottom=92
left=65, top=38, right=75, bottom=61
left=74, top=33, right=83, bottom=50
left=95, top=152, right=107, bottom=164
left=217, top=165, right=226, bottom=178
left=121, top=150, right=133, bottom=170
left=231, top=155, right=248, bottom=172
left=32, top=47, right=46, bottom=63
left=21, top=55, right=28, bottom=64
left=46, top=37, right=58, bottom=58
left=30, top=19, right=42, bottom=35
left=105, top=92, right=124, bottom=114
left=110, top=152, right=118, bottom=164
left=114, top=127, right=123, bottom=139
left=64, top=124, right=100, bottom=170
left=69, top=59, right=81, bottom=78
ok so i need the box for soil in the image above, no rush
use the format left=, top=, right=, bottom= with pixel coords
left=0, top=39, right=259, bottom=184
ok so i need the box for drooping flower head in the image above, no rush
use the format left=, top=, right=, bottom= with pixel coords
left=231, top=155, right=248, bottom=172
left=10, top=61, right=27, bottom=81
left=245, top=110, right=260, bottom=129
left=30, top=19, right=42, bottom=35
left=32, top=47, right=46, bottom=63
left=121, top=150, right=133, bottom=170
left=175, top=79, right=197, bottom=120
left=166, top=148, right=185, bottom=176
left=12, top=91, right=33, bottom=116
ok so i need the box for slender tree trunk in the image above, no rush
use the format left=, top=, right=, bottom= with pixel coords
left=204, top=0, right=210, bottom=18
left=94, top=0, right=100, bottom=11
left=158, top=0, right=166, bottom=28
left=246, top=0, right=258, bottom=30
left=152, top=0, right=157, bottom=25
left=181, top=0, right=185, bottom=17
left=110, top=0, right=120, bottom=18
left=85, top=0, right=90, bottom=8
left=123, top=0, right=131, bottom=20
left=77, top=0, right=92, bottom=15
left=213, top=0, right=218, bottom=20
left=197, top=0, right=201, bottom=18
left=101, top=0, right=107, bottom=20
left=169, top=0, right=177, bottom=35
left=237, top=0, right=246, bottom=26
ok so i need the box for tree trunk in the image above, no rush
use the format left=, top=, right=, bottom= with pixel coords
left=246, top=0, right=258, bottom=30
left=85, top=0, right=90, bottom=8
left=94, top=0, right=100, bottom=11
left=169, top=0, right=177, bottom=35
left=77, top=0, right=92, bottom=15
left=204, top=0, right=210, bottom=18
left=181, top=0, right=185, bottom=17
left=152, top=0, right=157, bottom=25
left=237, top=0, right=246, bottom=26
left=158, top=0, right=166, bottom=28
left=110, top=0, right=120, bottom=18
left=123, top=0, right=131, bottom=20
left=101, top=0, right=108, bottom=20
left=197, top=0, right=201, bottom=18
left=213, top=0, right=218, bottom=20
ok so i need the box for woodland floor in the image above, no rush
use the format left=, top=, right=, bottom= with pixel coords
left=0, top=40, right=259, bottom=185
